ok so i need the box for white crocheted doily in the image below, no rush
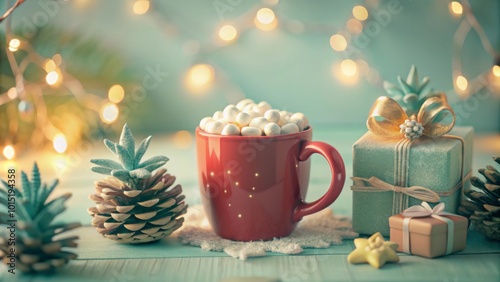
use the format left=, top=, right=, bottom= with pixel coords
left=175, top=205, right=357, bottom=260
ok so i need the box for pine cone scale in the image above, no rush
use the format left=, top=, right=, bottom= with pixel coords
left=459, top=157, right=500, bottom=240
left=89, top=125, right=186, bottom=243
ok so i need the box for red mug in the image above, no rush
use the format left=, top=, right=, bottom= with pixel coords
left=196, top=127, right=345, bottom=241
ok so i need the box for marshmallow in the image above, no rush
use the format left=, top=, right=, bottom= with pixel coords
left=205, top=121, right=225, bottom=134
left=264, top=123, right=281, bottom=136
left=201, top=100, right=309, bottom=136
left=213, top=111, right=224, bottom=120
left=221, top=124, right=241, bottom=136
left=236, top=112, right=252, bottom=127
left=279, top=111, right=290, bottom=126
left=241, top=126, right=262, bottom=136
left=243, top=104, right=256, bottom=113
left=199, top=117, right=214, bottom=131
left=257, top=101, right=272, bottom=114
left=264, top=110, right=281, bottom=123
left=223, top=104, right=239, bottom=123
left=236, top=99, right=255, bottom=111
left=249, top=117, right=269, bottom=130
left=281, top=123, right=299, bottom=135
left=290, top=112, right=309, bottom=128
left=288, top=118, right=305, bottom=131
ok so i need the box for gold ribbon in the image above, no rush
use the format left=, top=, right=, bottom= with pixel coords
left=351, top=176, right=441, bottom=203
left=367, top=94, right=456, bottom=139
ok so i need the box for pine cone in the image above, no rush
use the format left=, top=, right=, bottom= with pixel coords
left=458, top=157, right=500, bottom=240
left=89, top=124, right=187, bottom=243
left=0, top=163, right=81, bottom=273
left=88, top=169, right=187, bottom=243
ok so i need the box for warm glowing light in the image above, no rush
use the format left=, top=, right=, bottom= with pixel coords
left=186, top=64, right=215, bottom=89
left=330, top=34, right=347, bottom=51
left=53, top=133, right=68, bottom=154
left=52, top=54, right=63, bottom=65
left=101, top=103, right=119, bottom=124
left=346, top=18, right=363, bottom=34
left=8, top=38, right=20, bottom=52
left=456, top=75, right=468, bottom=91
left=352, top=6, right=369, bottom=21
left=255, top=8, right=278, bottom=31
left=492, top=65, right=500, bottom=77
left=44, top=59, right=57, bottom=72
left=340, top=59, right=358, bottom=77
left=356, top=59, right=369, bottom=75
left=172, top=130, right=193, bottom=149
left=7, top=88, right=17, bottom=99
left=108, top=84, right=125, bottom=103
left=256, top=8, right=275, bottom=24
left=46, top=71, right=59, bottom=85
left=3, top=145, right=15, bottom=160
left=133, top=0, right=150, bottom=15
left=218, top=25, right=238, bottom=42
left=450, top=1, right=463, bottom=15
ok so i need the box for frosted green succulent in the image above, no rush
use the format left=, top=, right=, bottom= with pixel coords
left=383, top=65, right=434, bottom=116
left=0, top=163, right=80, bottom=273
left=91, top=124, right=169, bottom=187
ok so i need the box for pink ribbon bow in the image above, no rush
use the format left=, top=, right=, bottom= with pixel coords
left=401, top=202, right=455, bottom=255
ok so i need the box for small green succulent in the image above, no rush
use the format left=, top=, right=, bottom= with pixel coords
left=383, top=65, right=434, bottom=116
left=90, top=124, right=169, bottom=187
left=0, top=163, right=80, bottom=273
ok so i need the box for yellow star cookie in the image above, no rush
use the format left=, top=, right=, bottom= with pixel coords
left=348, top=232, right=399, bottom=269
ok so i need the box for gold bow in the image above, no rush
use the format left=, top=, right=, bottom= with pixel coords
left=367, top=94, right=456, bottom=139
left=351, top=176, right=441, bottom=203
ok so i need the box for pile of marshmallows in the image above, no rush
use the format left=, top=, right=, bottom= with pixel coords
left=199, top=99, right=309, bottom=136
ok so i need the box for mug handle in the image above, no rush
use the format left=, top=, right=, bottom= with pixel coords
left=292, top=141, right=346, bottom=222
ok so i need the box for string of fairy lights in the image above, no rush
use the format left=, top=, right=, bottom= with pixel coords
left=147, top=0, right=499, bottom=95
left=1, top=0, right=499, bottom=162
left=1, top=0, right=129, bottom=162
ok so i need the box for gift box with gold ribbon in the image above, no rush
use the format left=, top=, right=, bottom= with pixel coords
left=389, top=202, right=468, bottom=258
left=351, top=66, right=473, bottom=236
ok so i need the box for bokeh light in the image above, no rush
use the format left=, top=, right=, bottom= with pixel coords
left=108, top=84, right=125, bottom=103
left=346, top=18, right=363, bottom=34
left=172, top=130, right=193, bottom=149
left=186, top=64, right=215, bottom=91
left=255, top=8, right=278, bottom=31
left=341, top=59, right=358, bottom=77
left=46, top=71, right=60, bottom=85
left=352, top=6, right=369, bottom=21
left=450, top=1, right=463, bottom=15
left=7, top=88, right=17, bottom=99
left=101, top=103, right=119, bottom=124
left=52, top=54, right=63, bottom=65
left=44, top=59, right=57, bottom=72
left=256, top=8, right=275, bottom=24
left=456, top=75, right=468, bottom=91
left=8, top=38, right=20, bottom=52
left=3, top=145, right=15, bottom=160
left=133, top=0, right=150, bottom=15
left=492, top=65, right=500, bottom=77
left=219, top=25, right=238, bottom=42
left=53, top=133, right=68, bottom=154
left=330, top=34, right=347, bottom=51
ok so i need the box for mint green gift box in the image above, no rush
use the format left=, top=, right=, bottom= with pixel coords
left=352, top=126, right=473, bottom=236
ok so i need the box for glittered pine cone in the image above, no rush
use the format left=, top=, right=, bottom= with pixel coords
left=458, top=157, right=500, bottom=241
left=88, top=168, right=187, bottom=243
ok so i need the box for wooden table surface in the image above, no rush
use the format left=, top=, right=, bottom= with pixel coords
left=1, top=125, right=499, bottom=282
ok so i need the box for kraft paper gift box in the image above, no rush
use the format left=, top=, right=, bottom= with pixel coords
left=351, top=95, right=473, bottom=236
left=389, top=202, right=468, bottom=258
